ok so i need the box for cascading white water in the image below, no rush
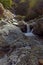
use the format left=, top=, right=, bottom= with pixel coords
left=24, top=23, right=35, bottom=36
left=27, top=24, right=30, bottom=32
left=12, top=19, right=35, bottom=36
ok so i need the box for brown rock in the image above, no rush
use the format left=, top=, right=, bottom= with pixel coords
left=0, top=3, right=4, bottom=17
left=39, top=59, right=43, bottom=65
left=33, top=18, right=43, bottom=36
left=3, top=10, right=14, bottom=20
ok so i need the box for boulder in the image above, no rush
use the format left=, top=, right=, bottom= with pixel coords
left=0, top=23, right=23, bottom=45
left=18, top=21, right=27, bottom=33
left=0, top=19, right=25, bottom=56
left=33, top=18, right=43, bottom=36
left=3, top=10, right=15, bottom=20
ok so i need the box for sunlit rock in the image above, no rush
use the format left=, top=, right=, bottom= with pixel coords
left=33, top=18, right=43, bottom=36
left=0, top=3, right=4, bottom=18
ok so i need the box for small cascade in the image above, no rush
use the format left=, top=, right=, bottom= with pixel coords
left=12, top=19, right=35, bottom=37
left=27, top=24, right=30, bottom=32
left=24, top=23, right=35, bottom=36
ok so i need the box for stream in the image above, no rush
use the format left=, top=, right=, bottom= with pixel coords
left=24, top=24, right=35, bottom=36
left=13, top=19, right=35, bottom=37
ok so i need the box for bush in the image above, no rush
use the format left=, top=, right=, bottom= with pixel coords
left=0, top=0, right=12, bottom=9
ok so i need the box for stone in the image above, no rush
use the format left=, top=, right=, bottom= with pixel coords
left=0, top=3, right=4, bottom=17
left=33, top=18, right=43, bottom=36
left=18, top=21, right=27, bottom=33
left=0, top=19, right=25, bottom=56
left=3, top=10, right=15, bottom=20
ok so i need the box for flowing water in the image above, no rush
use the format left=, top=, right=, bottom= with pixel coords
left=24, top=23, right=35, bottom=37
left=12, top=19, right=35, bottom=37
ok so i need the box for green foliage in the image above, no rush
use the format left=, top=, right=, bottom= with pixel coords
left=0, top=0, right=12, bottom=9
left=29, top=0, right=38, bottom=8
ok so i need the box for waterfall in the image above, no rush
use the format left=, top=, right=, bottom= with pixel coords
left=24, top=23, right=35, bottom=36
left=21, top=21, right=30, bottom=33
left=27, top=24, right=30, bottom=32
left=12, top=19, right=35, bottom=37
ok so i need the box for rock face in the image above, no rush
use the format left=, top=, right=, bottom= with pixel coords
left=18, top=21, right=27, bottom=33
left=3, top=10, right=15, bottom=20
left=0, top=21, right=22, bottom=46
left=0, top=3, right=15, bottom=20
left=33, top=18, right=43, bottom=36
left=0, top=3, right=4, bottom=17
left=0, top=19, right=25, bottom=56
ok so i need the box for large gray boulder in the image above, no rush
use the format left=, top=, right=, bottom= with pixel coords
left=0, top=20, right=25, bottom=57
left=0, top=22, right=23, bottom=46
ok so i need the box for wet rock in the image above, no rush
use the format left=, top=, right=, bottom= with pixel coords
left=3, top=10, right=15, bottom=20
left=0, top=21, right=23, bottom=45
left=0, top=19, right=26, bottom=56
left=33, top=18, right=43, bottom=36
